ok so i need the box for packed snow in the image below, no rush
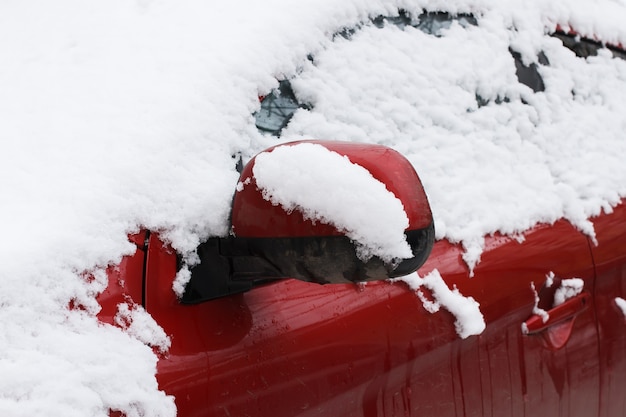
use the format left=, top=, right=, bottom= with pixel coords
left=284, top=7, right=626, bottom=270
left=250, top=142, right=412, bottom=262
left=553, top=278, right=585, bottom=307
left=3, top=0, right=626, bottom=415
left=616, top=297, right=626, bottom=318
left=114, top=303, right=171, bottom=354
left=397, top=271, right=486, bottom=338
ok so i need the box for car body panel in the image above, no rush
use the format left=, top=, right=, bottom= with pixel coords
left=422, top=220, right=598, bottom=417
left=95, top=212, right=616, bottom=416
left=97, top=230, right=146, bottom=326
left=588, top=203, right=626, bottom=417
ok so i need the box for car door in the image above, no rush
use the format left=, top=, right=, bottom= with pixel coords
left=141, top=215, right=599, bottom=417
left=587, top=202, right=626, bottom=417
left=446, top=219, right=599, bottom=417
left=142, top=232, right=217, bottom=417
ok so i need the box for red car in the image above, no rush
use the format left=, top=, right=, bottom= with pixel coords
left=99, top=12, right=626, bottom=417
left=99, top=142, right=626, bottom=417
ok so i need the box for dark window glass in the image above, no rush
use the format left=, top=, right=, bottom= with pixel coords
left=413, top=11, right=477, bottom=36
left=254, top=80, right=304, bottom=136
left=553, top=32, right=626, bottom=61
left=509, top=49, right=549, bottom=93
left=371, top=10, right=477, bottom=35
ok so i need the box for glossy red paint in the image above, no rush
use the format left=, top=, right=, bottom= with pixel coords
left=231, top=140, right=432, bottom=238
left=419, top=219, right=599, bottom=417
left=96, top=206, right=626, bottom=416
left=97, top=230, right=146, bottom=325
left=588, top=203, right=626, bottom=417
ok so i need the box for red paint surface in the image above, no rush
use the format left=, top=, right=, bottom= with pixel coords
left=588, top=204, right=626, bottom=417
left=97, top=230, right=146, bottom=325
left=96, top=206, right=626, bottom=416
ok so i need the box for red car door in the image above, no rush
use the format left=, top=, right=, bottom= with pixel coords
left=587, top=202, right=626, bottom=417
left=139, top=217, right=599, bottom=417
left=450, top=220, right=599, bottom=417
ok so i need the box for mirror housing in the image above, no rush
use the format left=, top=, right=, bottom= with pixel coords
left=182, top=140, right=434, bottom=303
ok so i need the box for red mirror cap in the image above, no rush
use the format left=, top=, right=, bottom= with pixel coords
left=231, top=140, right=433, bottom=238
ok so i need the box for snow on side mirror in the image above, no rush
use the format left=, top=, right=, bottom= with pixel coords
left=231, top=140, right=434, bottom=280
left=182, top=140, right=434, bottom=303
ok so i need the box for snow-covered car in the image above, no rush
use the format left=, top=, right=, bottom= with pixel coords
left=100, top=143, right=626, bottom=417
left=97, top=10, right=626, bottom=416
left=4, top=2, right=626, bottom=417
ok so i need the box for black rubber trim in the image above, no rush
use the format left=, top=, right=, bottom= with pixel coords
left=140, top=231, right=150, bottom=308
left=181, top=222, right=435, bottom=304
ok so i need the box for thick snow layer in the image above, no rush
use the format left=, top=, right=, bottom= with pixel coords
left=251, top=142, right=412, bottom=262
left=284, top=3, right=626, bottom=269
left=2, top=0, right=626, bottom=415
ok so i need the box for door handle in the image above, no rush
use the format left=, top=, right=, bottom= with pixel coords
left=522, top=291, right=591, bottom=335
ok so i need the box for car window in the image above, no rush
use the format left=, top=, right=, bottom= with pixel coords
left=552, top=32, right=626, bottom=61
left=254, top=11, right=546, bottom=136
left=509, top=49, right=549, bottom=93
left=254, top=80, right=306, bottom=136
left=255, top=13, right=626, bottom=137
left=371, top=10, right=477, bottom=35
left=254, top=11, right=479, bottom=136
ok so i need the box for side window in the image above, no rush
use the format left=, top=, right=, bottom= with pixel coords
left=254, top=80, right=306, bottom=137
left=256, top=13, right=622, bottom=136
left=371, top=10, right=477, bottom=35
left=552, top=32, right=626, bottom=61
left=509, top=49, right=549, bottom=93
left=254, top=11, right=480, bottom=137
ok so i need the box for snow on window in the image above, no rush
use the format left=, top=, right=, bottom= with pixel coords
left=395, top=271, right=486, bottom=339
left=251, top=142, right=413, bottom=263
left=616, top=297, right=626, bottom=318
left=553, top=278, right=584, bottom=307
left=284, top=3, right=626, bottom=271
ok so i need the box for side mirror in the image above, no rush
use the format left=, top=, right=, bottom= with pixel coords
left=182, top=140, right=434, bottom=303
